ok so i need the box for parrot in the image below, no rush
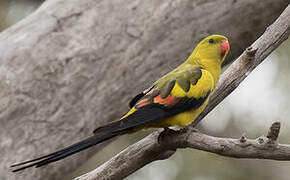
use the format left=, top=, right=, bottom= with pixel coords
left=11, top=34, right=230, bottom=172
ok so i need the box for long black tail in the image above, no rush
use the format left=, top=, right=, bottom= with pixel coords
left=11, top=131, right=117, bottom=172
left=11, top=103, right=170, bottom=172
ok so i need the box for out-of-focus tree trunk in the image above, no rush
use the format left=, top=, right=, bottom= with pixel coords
left=1, top=0, right=288, bottom=179
left=0, top=0, right=10, bottom=31
left=0, top=0, right=43, bottom=31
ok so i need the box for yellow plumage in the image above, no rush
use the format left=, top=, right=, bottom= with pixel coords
left=123, top=35, right=229, bottom=129
left=150, top=70, right=214, bottom=127
left=125, top=69, right=214, bottom=128
left=11, top=35, right=230, bottom=171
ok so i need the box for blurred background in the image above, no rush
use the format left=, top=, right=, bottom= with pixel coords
left=1, top=1, right=289, bottom=180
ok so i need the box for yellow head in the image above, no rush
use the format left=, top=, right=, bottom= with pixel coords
left=189, top=35, right=230, bottom=65
left=186, top=35, right=230, bottom=86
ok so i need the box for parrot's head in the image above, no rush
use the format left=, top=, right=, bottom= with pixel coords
left=192, top=35, right=230, bottom=64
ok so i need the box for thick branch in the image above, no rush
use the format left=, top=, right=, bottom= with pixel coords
left=76, top=122, right=290, bottom=180
left=75, top=4, right=290, bottom=180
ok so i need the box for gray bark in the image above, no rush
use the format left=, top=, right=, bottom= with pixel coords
left=1, top=0, right=288, bottom=179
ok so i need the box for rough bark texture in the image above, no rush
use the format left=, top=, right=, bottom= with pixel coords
left=74, top=5, right=290, bottom=179
left=76, top=123, right=290, bottom=180
left=1, top=0, right=288, bottom=179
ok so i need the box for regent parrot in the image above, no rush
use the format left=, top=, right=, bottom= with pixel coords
left=11, top=35, right=230, bottom=172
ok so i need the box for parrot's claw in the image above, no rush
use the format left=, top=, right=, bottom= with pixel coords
left=158, top=127, right=178, bottom=143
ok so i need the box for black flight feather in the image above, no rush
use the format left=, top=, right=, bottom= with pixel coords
left=11, top=90, right=210, bottom=172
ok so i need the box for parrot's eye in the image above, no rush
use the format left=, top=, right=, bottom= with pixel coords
left=208, top=38, right=214, bottom=44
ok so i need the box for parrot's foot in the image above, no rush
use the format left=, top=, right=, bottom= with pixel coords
left=158, top=127, right=178, bottom=143
left=157, top=127, right=196, bottom=143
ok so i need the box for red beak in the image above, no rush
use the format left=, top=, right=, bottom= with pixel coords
left=221, top=40, right=230, bottom=55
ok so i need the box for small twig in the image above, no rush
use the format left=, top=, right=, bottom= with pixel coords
left=239, top=133, right=247, bottom=143
left=245, top=47, right=258, bottom=57
left=267, top=122, right=281, bottom=141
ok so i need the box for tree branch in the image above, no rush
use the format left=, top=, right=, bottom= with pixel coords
left=75, top=4, right=290, bottom=180
left=2, top=1, right=289, bottom=180
left=4, top=1, right=289, bottom=179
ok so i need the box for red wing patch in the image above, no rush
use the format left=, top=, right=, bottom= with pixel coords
left=135, top=88, right=156, bottom=108
left=135, top=87, right=180, bottom=109
left=154, top=95, right=179, bottom=106
left=135, top=98, right=151, bottom=108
